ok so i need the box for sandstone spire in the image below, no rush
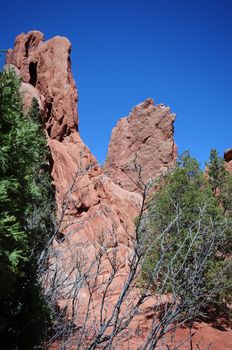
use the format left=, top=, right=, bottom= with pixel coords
left=104, top=98, right=177, bottom=193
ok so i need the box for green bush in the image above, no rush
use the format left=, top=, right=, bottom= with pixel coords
left=0, top=68, right=55, bottom=349
left=141, top=151, right=232, bottom=311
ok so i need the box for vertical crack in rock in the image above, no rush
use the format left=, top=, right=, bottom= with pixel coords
left=28, top=61, right=38, bottom=86
left=24, top=37, right=31, bottom=58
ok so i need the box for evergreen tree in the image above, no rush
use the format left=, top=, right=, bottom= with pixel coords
left=207, top=149, right=232, bottom=216
left=0, top=67, right=55, bottom=349
left=207, top=149, right=226, bottom=194
left=141, top=152, right=232, bottom=311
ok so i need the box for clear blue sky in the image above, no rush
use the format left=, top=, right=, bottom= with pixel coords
left=1, top=0, right=232, bottom=166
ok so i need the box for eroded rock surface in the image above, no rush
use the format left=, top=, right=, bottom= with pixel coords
left=104, top=98, right=177, bottom=193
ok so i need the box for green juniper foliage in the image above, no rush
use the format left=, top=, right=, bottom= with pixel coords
left=0, top=68, right=55, bottom=349
left=141, top=151, right=232, bottom=311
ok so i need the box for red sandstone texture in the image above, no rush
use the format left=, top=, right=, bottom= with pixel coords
left=226, top=161, right=232, bottom=173
left=104, top=98, right=177, bottom=193
left=6, top=31, right=232, bottom=349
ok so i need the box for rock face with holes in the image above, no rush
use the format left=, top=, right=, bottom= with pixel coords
left=103, top=98, right=177, bottom=193
left=6, top=30, right=78, bottom=140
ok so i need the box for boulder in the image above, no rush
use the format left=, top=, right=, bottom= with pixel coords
left=224, top=148, right=232, bottom=162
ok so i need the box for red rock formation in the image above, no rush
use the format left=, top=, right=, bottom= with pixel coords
left=6, top=31, right=232, bottom=350
left=6, top=30, right=142, bottom=308
left=7, top=31, right=78, bottom=140
left=7, top=31, right=142, bottom=254
left=104, top=98, right=177, bottom=193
